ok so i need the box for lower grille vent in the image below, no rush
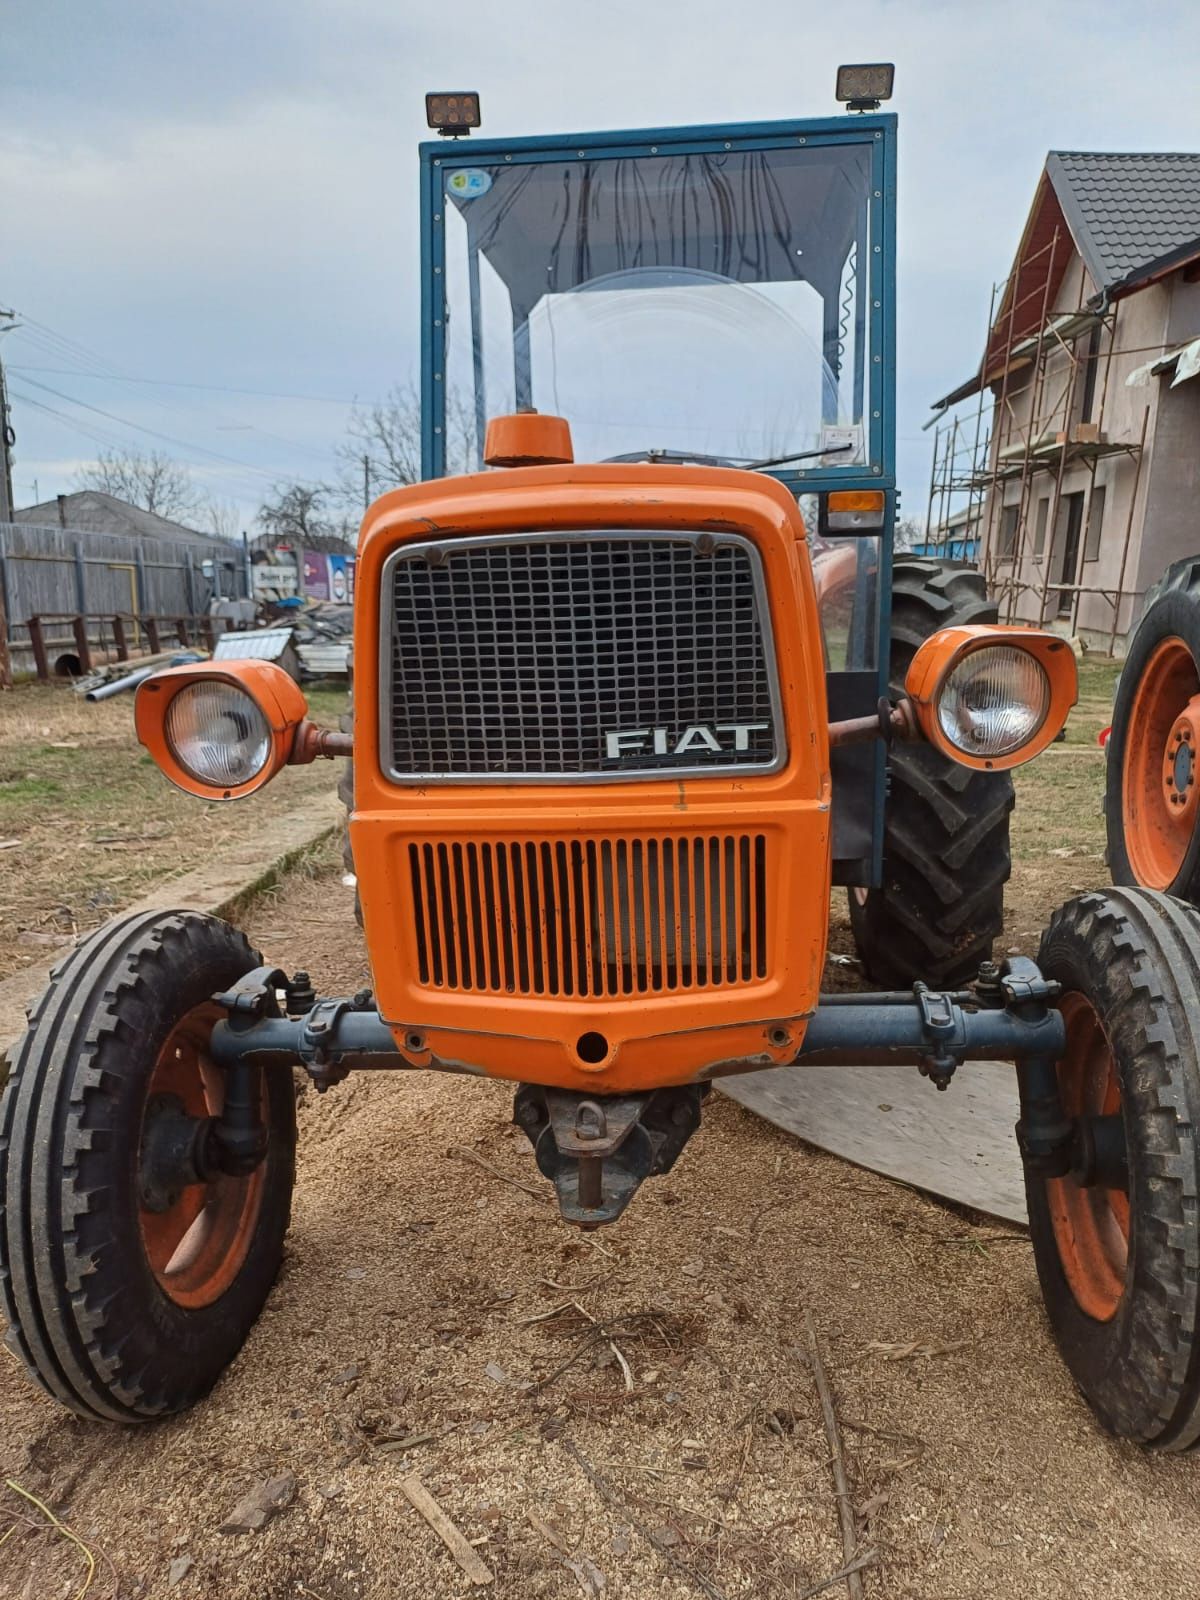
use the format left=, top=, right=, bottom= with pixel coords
left=408, top=834, right=768, bottom=997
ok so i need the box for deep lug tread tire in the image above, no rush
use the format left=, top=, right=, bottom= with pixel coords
left=0, top=910, right=296, bottom=1422
left=1028, top=888, right=1200, bottom=1449
left=1105, top=559, right=1200, bottom=899
left=848, top=559, right=1014, bottom=988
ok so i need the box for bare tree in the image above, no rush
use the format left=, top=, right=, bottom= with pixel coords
left=894, top=516, right=926, bottom=553
left=335, top=384, right=475, bottom=511
left=201, top=496, right=242, bottom=542
left=256, top=482, right=352, bottom=553
left=74, top=448, right=206, bottom=523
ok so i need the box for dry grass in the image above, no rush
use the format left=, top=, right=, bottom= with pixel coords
left=1003, top=652, right=1119, bottom=955
left=3, top=650, right=1169, bottom=1600
left=3, top=824, right=1198, bottom=1600
left=0, top=679, right=346, bottom=982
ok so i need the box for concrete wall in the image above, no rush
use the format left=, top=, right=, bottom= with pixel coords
left=1134, top=275, right=1200, bottom=596
left=979, top=249, right=1200, bottom=649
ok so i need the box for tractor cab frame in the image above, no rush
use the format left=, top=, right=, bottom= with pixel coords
left=418, top=114, right=899, bottom=886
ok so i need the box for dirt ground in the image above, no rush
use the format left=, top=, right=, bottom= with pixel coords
left=6, top=650, right=1194, bottom=1600
left=0, top=681, right=345, bottom=983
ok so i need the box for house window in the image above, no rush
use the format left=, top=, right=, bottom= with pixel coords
left=1083, top=485, right=1106, bottom=563
left=1033, top=497, right=1050, bottom=558
left=999, top=504, right=1019, bottom=560
left=1078, top=322, right=1102, bottom=423
left=1057, top=492, right=1086, bottom=617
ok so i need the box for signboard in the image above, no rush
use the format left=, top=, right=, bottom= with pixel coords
left=302, top=551, right=329, bottom=600
left=302, top=551, right=356, bottom=602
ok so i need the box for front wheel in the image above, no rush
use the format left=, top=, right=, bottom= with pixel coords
left=0, top=911, right=296, bottom=1422
left=1027, top=888, right=1200, bottom=1448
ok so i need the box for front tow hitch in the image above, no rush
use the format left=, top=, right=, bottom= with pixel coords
left=513, top=1085, right=706, bottom=1227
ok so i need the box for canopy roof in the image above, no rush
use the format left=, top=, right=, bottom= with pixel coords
left=448, top=145, right=871, bottom=318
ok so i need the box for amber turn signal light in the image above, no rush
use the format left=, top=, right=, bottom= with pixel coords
left=135, top=660, right=309, bottom=799
left=905, top=625, right=1077, bottom=771
left=825, top=490, right=885, bottom=531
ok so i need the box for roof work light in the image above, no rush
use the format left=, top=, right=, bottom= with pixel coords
left=835, top=63, right=895, bottom=112
left=425, top=92, right=481, bottom=136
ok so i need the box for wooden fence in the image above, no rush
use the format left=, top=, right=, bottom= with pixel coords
left=0, top=520, right=247, bottom=683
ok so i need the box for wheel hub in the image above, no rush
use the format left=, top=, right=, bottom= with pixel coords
left=139, top=1093, right=216, bottom=1213
left=1164, top=708, right=1200, bottom=820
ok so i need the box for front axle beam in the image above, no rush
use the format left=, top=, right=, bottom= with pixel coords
left=208, top=970, right=1066, bottom=1088
left=206, top=961, right=1072, bottom=1226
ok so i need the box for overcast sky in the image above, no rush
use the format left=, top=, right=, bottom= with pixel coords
left=3, top=0, right=1198, bottom=530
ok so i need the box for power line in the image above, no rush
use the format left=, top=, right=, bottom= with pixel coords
left=7, top=387, right=283, bottom=504
left=15, top=374, right=325, bottom=488
left=8, top=364, right=359, bottom=407
left=8, top=316, right=345, bottom=462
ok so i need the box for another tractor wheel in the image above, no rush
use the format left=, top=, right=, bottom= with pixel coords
left=848, top=559, right=1014, bottom=988
left=1106, top=559, right=1200, bottom=897
left=0, top=910, right=296, bottom=1422
left=1027, top=888, right=1200, bottom=1448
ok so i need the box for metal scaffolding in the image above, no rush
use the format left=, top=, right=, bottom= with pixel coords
left=927, top=229, right=1146, bottom=648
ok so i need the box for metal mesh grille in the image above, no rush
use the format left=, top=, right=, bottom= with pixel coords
left=407, top=833, right=769, bottom=997
left=385, top=535, right=777, bottom=779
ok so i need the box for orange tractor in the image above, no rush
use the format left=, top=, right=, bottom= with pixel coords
left=4, top=75, right=1199, bottom=1452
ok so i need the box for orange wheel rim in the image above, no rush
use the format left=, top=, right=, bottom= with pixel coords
left=1122, top=636, right=1200, bottom=888
left=138, top=1002, right=266, bottom=1310
left=1047, top=993, right=1129, bottom=1322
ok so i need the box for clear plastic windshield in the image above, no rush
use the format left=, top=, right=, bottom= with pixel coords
left=441, top=144, right=873, bottom=472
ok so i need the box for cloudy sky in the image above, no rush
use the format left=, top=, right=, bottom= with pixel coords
left=3, top=0, right=1198, bottom=529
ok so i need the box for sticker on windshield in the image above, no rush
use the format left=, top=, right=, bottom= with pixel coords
left=446, top=168, right=492, bottom=200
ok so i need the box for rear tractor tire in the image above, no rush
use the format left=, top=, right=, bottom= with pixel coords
left=848, top=559, right=1014, bottom=988
left=1106, top=556, right=1200, bottom=899
left=1027, top=888, right=1200, bottom=1448
left=0, top=911, right=296, bottom=1421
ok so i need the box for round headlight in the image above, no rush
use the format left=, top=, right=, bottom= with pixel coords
left=937, top=644, right=1051, bottom=758
left=165, top=680, right=272, bottom=788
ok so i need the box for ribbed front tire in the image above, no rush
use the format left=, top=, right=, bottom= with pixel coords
left=1028, top=889, right=1200, bottom=1448
left=0, top=911, right=296, bottom=1422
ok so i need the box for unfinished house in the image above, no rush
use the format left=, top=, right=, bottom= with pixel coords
left=928, top=151, right=1200, bottom=650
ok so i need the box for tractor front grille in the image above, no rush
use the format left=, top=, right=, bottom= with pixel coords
left=382, top=532, right=781, bottom=781
left=407, top=832, right=770, bottom=997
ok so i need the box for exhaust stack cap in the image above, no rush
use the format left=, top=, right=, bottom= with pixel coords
left=484, top=410, right=574, bottom=468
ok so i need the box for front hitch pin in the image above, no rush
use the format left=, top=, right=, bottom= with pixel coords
left=575, top=1100, right=607, bottom=1210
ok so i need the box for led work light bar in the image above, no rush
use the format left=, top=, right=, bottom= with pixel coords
left=425, top=92, right=481, bottom=136
left=835, top=63, right=895, bottom=112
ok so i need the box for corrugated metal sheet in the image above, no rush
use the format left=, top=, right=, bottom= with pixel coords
left=212, top=628, right=298, bottom=667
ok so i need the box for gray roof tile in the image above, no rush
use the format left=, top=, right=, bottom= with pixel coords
left=1047, top=151, right=1200, bottom=293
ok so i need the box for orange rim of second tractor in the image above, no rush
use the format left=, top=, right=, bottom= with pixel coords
left=1122, top=636, right=1200, bottom=889
left=138, top=1001, right=267, bottom=1309
left=1046, top=992, right=1129, bottom=1322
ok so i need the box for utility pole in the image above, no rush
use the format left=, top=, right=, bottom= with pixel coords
left=0, top=311, right=16, bottom=526
left=362, top=454, right=372, bottom=512
left=0, top=313, right=12, bottom=686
